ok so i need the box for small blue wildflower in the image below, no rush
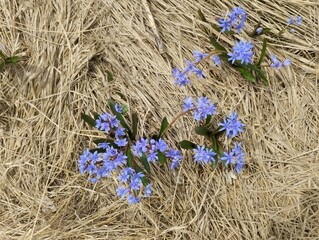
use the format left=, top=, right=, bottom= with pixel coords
left=172, top=67, right=190, bottom=86
left=166, top=149, right=183, bottom=170
left=183, top=97, right=194, bottom=112
left=144, top=184, right=152, bottom=197
left=212, top=55, right=222, bottom=66
left=218, top=18, right=231, bottom=32
left=130, top=172, right=144, bottom=190
left=78, top=148, right=91, bottom=173
left=283, top=59, right=291, bottom=66
left=109, top=116, right=120, bottom=128
left=295, top=16, right=302, bottom=25
left=193, top=97, right=217, bottom=121
left=193, top=50, right=208, bottom=63
left=98, top=142, right=110, bottom=149
left=113, top=151, right=127, bottom=167
left=270, top=55, right=282, bottom=69
left=228, top=40, right=254, bottom=65
left=115, top=103, right=123, bottom=113
left=256, top=27, right=263, bottom=34
left=115, top=127, right=126, bottom=138
left=193, top=145, right=216, bottom=164
left=115, top=137, right=128, bottom=147
left=147, top=150, right=158, bottom=163
left=116, top=185, right=129, bottom=199
left=132, top=138, right=149, bottom=157
left=118, top=167, right=134, bottom=183
left=221, top=152, right=236, bottom=165
left=156, top=138, right=168, bottom=152
left=127, top=194, right=141, bottom=204
left=219, top=6, right=247, bottom=33
left=218, top=112, right=245, bottom=138
left=288, top=17, right=294, bottom=25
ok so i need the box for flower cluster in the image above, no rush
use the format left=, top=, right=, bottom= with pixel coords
left=79, top=110, right=184, bottom=204
left=218, top=112, right=245, bottom=138
left=228, top=40, right=254, bottom=65
left=116, top=168, right=152, bottom=204
left=221, top=142, right=245, bottom=173
left=95, top=111, right=128, bottom=147
left=270, top=55, right=291, bottom=69
left=288, top=16, right=302, bottom=26
left=172, top=50, right=221, bottom=87
left=193, top=145, right=216, bottom=164
left=218, top=6, right=247, bottom=33
left=132, top=138, right=183, bottom=170
left=181, top=96, right=245, bottom=172
left=183, top=96, right=217, bottom=121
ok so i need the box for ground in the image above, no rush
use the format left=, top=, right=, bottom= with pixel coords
left=0, top=0, right=318, bottom=239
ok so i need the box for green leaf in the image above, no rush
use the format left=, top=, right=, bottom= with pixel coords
left=179, top=140, right=196, bottom=150
left=257, top=39, right=267, bottom=66
left=158, top=151, right=167, bottom=165
left=141, top=153, right=151, bottom=173
left=245, top=64, right=269, bottom=84
left=89, top=148, right=106, bottom=154
left=131, top=113, right=138, bottom=140
left=106, top=70, right=114, bottom=82
left=205, top=115, right=212, bottom=126
left=158, top=117, right=169, bottom=139
left=92, top=112, right=100, bottom=120
left=121, top=104, right=128, bottom=114
left=5, top=56, right=20, bottom=64
left=195, top=126, right=211, bottom=136
left=81, top=113, right=96, bottom=127
left=126, top=148, right=132, bottom=167
left=209, top=37, right=227, bottom=52
left=237, top=67, right=256, bottom=83
left=108, top=99, right=132, bottom=138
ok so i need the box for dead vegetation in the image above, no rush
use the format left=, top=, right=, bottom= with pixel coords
left=0, top=0, right=318, bottom=239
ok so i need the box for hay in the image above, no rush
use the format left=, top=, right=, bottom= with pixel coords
left=0, top=0, right=318, bottom=239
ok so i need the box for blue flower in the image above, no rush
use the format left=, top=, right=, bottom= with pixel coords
left=193, top=50, right=208, bottom=62
left=172, top=67, right=190, bottom=86
left=115, top=127, right=126, bottom=138
left=218, top=112, right=245, bottom=138
left=115, top=103, right=123, bottom=113
left=132, top=138, right=149, bottom=157
left=116, top=185, right=129, bottom=199
left=256, top=27, right=263, bottom=34
left=118, top=167, right=134, bottom=183
left=114, top=152, right=127, bottom=167
left=212, top=55, right=222, bottom=66
left=270, top=55, right=282, bottom=69
left=221, top=152, right=236, bottom=165
left=98, top=142, right=110, bottom=149
left=193, top=145, right=216, bottom=164
left=144, top=184, right=152, bottom=197
left=193, top=97, right=217, bottom=121
left=183, top=97, right=194, bottom=112
left=147, top=150, right=158, bottom=163
left=288, top=17, right=294, bottom=24
left=155, top=138, right=168, bottom=152
left=295, top=16, right=302, bottom=25
left=283, top=59, right=291, bottom=66
left=127, top=194, right=140, bottom=204
left=115, top=137, right=128, bottom=147
left=166, top=149, right=183, bottom=170
left=228, top=40, right=254, bottom=65
left=218, top=6, right=247, bottom=33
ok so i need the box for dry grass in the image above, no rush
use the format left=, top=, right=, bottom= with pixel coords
left=0, top=0, right=319, bottom=239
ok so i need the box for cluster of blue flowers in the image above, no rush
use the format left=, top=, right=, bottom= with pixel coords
left=183, top=96, right=217, bottom=121
left=270, top=55, right=291, bottom=69
left=172, top=50, right=221, bottom=87
left=218, top=112, right=245, bottom=138
left=79, top=104, right=185, bottom=204
left=132, top=137, right=183, bottom=170
left=218, top=6, right=247, bottom=33
left=288, top=16, right=302, bottom=26
left=228, top=40, right=254, bottom=65
left=182, top=96, right=245, bottom=173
